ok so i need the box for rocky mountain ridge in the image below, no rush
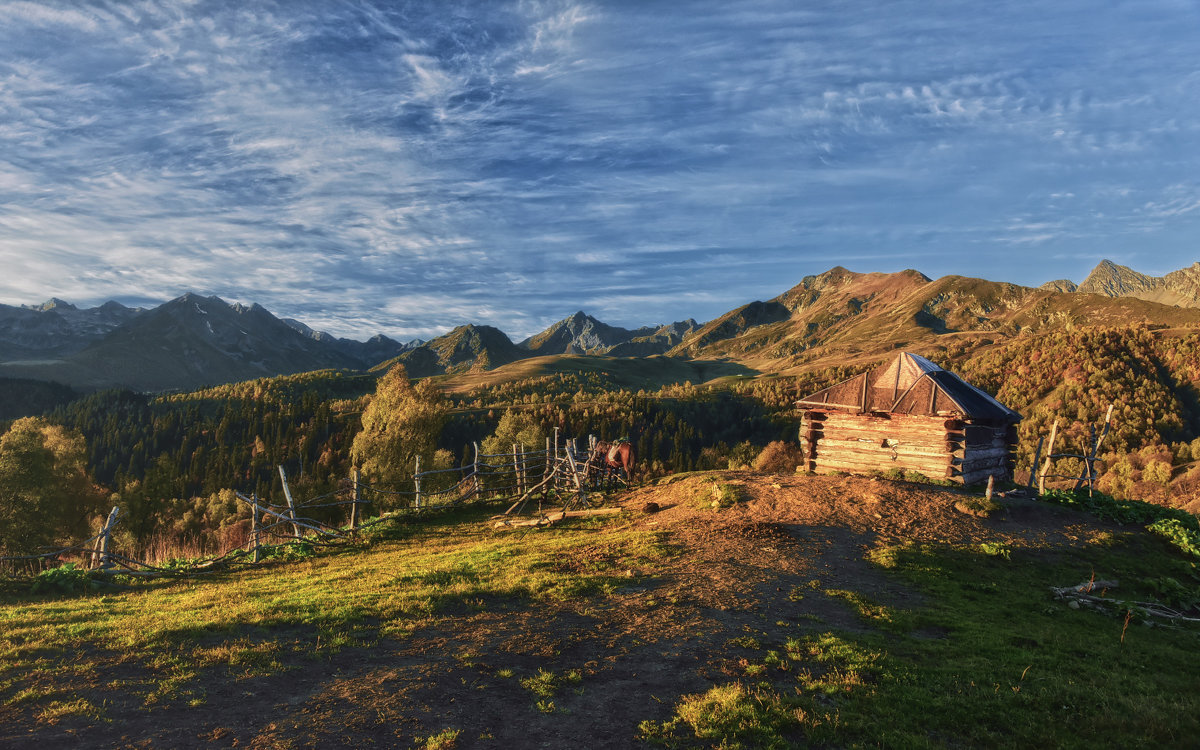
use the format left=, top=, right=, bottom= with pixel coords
left=1041, top=259, right=1200, bottom=308
left=6, top=258, right=1200, bottom=392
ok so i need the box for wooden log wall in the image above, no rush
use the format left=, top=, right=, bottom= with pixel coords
left=800, top=410, right=1017, bottom=484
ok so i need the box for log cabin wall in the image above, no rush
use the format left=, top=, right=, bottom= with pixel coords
left=799, top=410, right=1017, bottom=484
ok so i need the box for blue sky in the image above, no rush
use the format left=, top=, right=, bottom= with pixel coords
left=1, top=0, right=1199, bottom=340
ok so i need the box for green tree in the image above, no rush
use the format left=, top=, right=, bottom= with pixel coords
left=350, top=365, right=449, bottom=497
left=0, top=417, right=104, bottom=554
left=481, top=410, right=546, bottom=456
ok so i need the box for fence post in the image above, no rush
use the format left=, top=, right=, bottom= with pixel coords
left=97, top=505, right=120, bottom=570
left=350, top=467, right=361, bottom=532
left=250, top=493, right=261, bottom=563
left=1089, top=404, right=1114, bottom=498
left=512, top=443, right=520, bottom=497
left=564, top=449, right=587, bottom=508
left=521, top=444, right=528, bottom=497
left=414, top=454, right=423, bottom=510
left=1026, top=436, right=1044, bottom=497
left=544, top=437, right=551, bottom=485
left=1038, top=419, right=1059, bottom=496
left=472, top=442, right=481, bottom=498
left=278, top=465, right=301, bottom=540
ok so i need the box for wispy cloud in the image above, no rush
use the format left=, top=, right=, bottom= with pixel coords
left=1, top=0, right=1200, bottom=338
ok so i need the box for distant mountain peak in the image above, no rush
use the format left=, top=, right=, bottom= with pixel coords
left=1065, top=259, right=1200, bottom=308
left=40, top=297, right=76, bottom=311
left=519, top=310, right=683, bottom=357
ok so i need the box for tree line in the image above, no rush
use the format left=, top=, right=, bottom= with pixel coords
left=7, top=323, right=1200, bottom=558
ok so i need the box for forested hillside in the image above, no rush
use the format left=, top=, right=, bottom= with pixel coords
left=6, top=313, right=1200, bottom=558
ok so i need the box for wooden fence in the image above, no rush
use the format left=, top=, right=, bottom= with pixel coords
left=0, top=431, right=619, bottom=580
left=1026, top=405, right=1114, bottom=497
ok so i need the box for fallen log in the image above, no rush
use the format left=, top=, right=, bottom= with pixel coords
left=493, top=507, right=621, bottom=529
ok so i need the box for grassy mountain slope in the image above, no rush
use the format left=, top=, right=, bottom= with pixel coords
left=3, top=474, right=1198, bottom=747
left=435, top=353, right=757, bottom=394
left=670, top=267, right=1200, bottom=374
left=374, top=324, right=528, bottom=377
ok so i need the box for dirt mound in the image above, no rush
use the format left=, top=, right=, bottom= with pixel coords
left=619, top=471, right=1105, bottom=548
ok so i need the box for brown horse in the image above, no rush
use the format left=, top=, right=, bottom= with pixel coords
left=586, top=439, right=635, bottom=487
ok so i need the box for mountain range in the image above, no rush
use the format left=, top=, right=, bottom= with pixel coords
left=1041, top=259, right=1200, bottom=307
left=2, top=258, right=1198, bottom=394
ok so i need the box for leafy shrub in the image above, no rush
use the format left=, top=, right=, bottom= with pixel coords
left=32, top=563, right=96, bottom=594
left=978, top=542, right=1011, bottom=560
left=1147, top=518, right=1200, bottom=559
left=260, top=540, right=316, bottom=561
left=751, top=441, right=804, bottom=473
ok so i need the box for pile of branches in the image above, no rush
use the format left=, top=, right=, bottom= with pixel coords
left=1051, top=578, right=1200, bottom=625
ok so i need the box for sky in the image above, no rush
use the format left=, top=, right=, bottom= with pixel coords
left=2, top=0, right=1200, bottom=341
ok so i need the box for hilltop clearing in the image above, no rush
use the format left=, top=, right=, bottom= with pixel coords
left=3, top=473, right=1199, bottom=748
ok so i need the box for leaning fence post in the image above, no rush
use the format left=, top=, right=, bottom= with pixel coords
left=89, top=528, right=103, bottom=570
left=1026, top=436, right=1044, bottom=497
left=350, top=467, right=361, bottom=532
left=97, top=505, right=120, bottom=570
left=1038, top=419, right=1059, bottom=496
left=414, top=454, right=423, bottom=510
left=278, top=465, right=301, bottom=540
left=1089, top=404, right=1114, bottom=497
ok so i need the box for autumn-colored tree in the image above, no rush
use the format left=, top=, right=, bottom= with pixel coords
left=350, top=364, right=449, bottom=497
left=481, top=410, right=546, bottom=456
left=0, top=417, right=105, bottom=554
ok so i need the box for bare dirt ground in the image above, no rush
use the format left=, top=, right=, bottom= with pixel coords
left=1, top=473, right=1120, bottom=749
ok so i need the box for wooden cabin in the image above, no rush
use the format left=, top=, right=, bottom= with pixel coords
left=796, top=352, right=1020, bottom=484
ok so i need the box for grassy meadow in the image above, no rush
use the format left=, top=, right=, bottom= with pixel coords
left=2, top=480, right=1199, bottom=748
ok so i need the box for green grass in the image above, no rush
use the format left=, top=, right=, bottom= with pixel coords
left=643, top=531, right=1200, bottom=748
left=4, top=490, right=1200, bottom=747
left=0, top=505, right=668, bottom=716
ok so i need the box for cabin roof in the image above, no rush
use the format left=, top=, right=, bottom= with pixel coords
left=796, top=351, right=1021, bottom=422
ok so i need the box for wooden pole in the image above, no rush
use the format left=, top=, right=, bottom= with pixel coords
left=1075, top=424, right=1096, bottom=491
left=520, top=444, right=528, bottom=497
left=278, top=465, right=301, bottom=540
left=472, top=442, right=481, bottom=498
left=89, top=528, right=103, bottom=570
left=513, top=443, right=522, bottom=497
left=350, top=467, right=360, bottom=532
left=564, top=448, right=588, bottom=509
left=1026, top=436, right=1044, bottom=496
left=544, top=437, right=551, bottom=484
left=1038, top=419, right=1059, bottom=496
left=97, top=505, right=120, bottom=570
left=414, top=454, right=423, bottom=509
left=985, top=474, right=995, bottom=503
left=250, top=493, right=261, bottom=563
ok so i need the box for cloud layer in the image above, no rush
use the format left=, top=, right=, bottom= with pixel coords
left=2, top=0, right=1199, bottom=339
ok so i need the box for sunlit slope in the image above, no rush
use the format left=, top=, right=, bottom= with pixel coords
left=669, top=267, right=1200, bottom=374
